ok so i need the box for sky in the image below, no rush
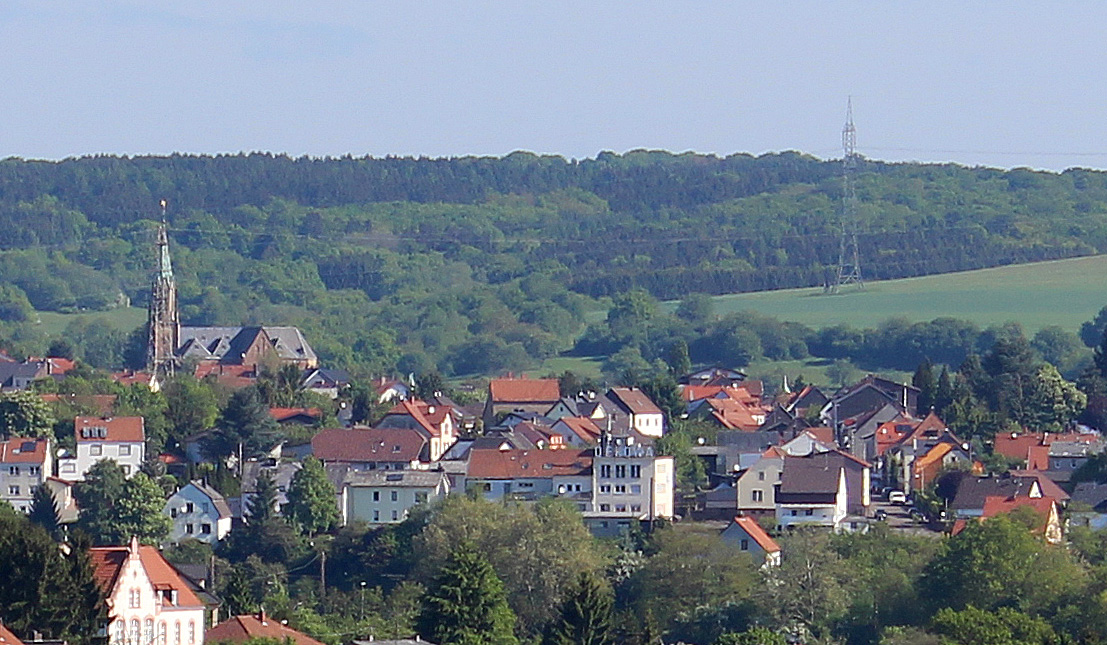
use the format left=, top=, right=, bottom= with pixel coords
left=2, top=2, right=1107, bottom=171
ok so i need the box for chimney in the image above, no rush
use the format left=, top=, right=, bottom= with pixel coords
left=128, top=535, right=140, bottom=555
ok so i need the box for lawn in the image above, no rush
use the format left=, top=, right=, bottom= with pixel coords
left=36, top=307, right=146, bottom=337
left=670, top=255, right=1107, bottom=334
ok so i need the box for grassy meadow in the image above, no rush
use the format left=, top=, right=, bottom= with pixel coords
left=669, top=255, right=1107, bottom=335
left=36, top=307, right=146, bottom=337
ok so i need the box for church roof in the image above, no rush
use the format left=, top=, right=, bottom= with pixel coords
left=177, top=326, right=317, bottom=364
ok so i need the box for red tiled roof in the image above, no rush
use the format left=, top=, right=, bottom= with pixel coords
left=761, top=446, right=786, bottom=459
left=75, top=416, right=144, bottom=443
left=1027, top=445, right=1051, bottom=471
left=608, top=387, right=663, bottom=415
left=994, top=432, right=1099, bottom=463
left=312, top=427, right=427, bottom=463
left=557, top=416, right=602, bottom=443
left=1011, top=470, right=1071, bottom=502
left=489, top=378, right=560, bottom=403
left=467, top=448, right=592, bottom=479
left=206, top=613, right=326, bottom=645
left=981, top=495, right=1057, bottom=525
left=89, top=543, right=203, bottom=609
left=806, top=426, right=835, bottom=446
left=193, top=363, right=256, bottom=388
left=110, top=370, right=156, bottom=388
left=703, top=397, right=764, bottom=431
left=382, top=399, right=452, bottom=437
left=732, top=516, right=781, bottom=553
left=682, top=384, right=760, bottom=405
left=0, top=622, right=25, bottom=645
left=0, top=437, right=49, bottom=464
left=268, top=407, right=322, bottom=422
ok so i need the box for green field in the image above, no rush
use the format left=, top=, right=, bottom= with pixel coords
left=671, top=255, right=1107, bottom=334
left=36, top=307, right=146, bottom=337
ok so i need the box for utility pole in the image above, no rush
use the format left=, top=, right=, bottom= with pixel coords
left=830, top=98, right=864, bottom=294
left=320, top=549, right=326, bottom=595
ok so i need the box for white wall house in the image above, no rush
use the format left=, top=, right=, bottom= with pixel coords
left=589, top=434, right=674, bottom=522
left=341, top=470, right=449, bottom=525
left=59, top=416, right=145, bottom=481
left=0, top=437, right=52, bottom=513
left=164, top=481, right=233, bottom=544
left=735, top=447, right=785, bottom=518
left=775, top=458, right=848, bottom=531
left=91, top=537, right=207, bottom=645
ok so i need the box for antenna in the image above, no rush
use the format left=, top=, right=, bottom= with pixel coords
left=160, top=199, right=167, bottom=223
left=828, top=98, right=864, bottom=294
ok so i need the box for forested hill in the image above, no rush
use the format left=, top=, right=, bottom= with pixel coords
left=1, top=150, right=1107, bottom=375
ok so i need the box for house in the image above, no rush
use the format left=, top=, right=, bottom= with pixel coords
left=43, top=476, right=80, bottom=524
left=375, top=399, right=458, bottom=462
left=206, top=611, right=325, bottom=645
left=775, top=455, right=849, bottom=531
left=268, top=407, right=322, bottom=426
left=483, top=378, right=561, bottom=427
left=781, top=429, right=836, bottom=457
left=110, top=370, right=161, bottom=392
left=687, top=396, right=765, bottom=432
left=680, top=367, right=747, bottom=387
left=822, top=376, right=917, bottom=428
left=340, top=470, right=450, bottom=525
left=0, top=436, right=52, bottom=513
left=58, top=416, right=145, bottom=481
left=549, top=416, right=602, bottom=447
left=91, top=537, right=208, bottom=645
left=371, top=377, right=412, bottom=404
left=238, top=459, right=302, bottom=519
left=1069, top=482, right=1107, bottom=530
left=0, top=361, right=48, bottom=391
left=164, top=481, right=233, bottom=544
left=465, top=448, right=593, bottom=506
left=1047, top=440, right=1106, bottom=482
left=949, top=474, right=1042, bottom=519
left=735, top=446, right=786, bottom=518
left=702, top=483, right=738, bottom=519
left=720, top=515, right=782, bottom=567
left=312, top=427, right=432, bottom=471
left=952, top=496, right=1063, bottom=544
left=602, top=388, right=665, bottom=438
left=300, top=368, right=351, bottom=399
left=589, top=432, right=675, bottom=523
left=993, top=431, right=1100, bottom=467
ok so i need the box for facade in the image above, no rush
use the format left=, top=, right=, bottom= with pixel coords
left=465, top=448, right=593, bottom=506
left=375, top=400, right=458, bottom=462
left=775, top=456, right=849, bottom=530
left=0, top=436, right=52, bottom=513
left=59, top=416, right=145, bottom=481
left=735, top=446, right=785, bottom=517
left=483, top=378, right=561, bottom=427
left=603, top=388, right=665, bottom=438
left=341, top=470, right=450, bottom=525
left=590, top=433, right=674, bottom=520
left=91, top=537, right=207, bottom=645
left=164, top=481, right=233, bottom=544
left=720, top=515, right=782, bottom=567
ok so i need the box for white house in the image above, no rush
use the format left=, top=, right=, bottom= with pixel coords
left=720, top=515, right=782, bottom=567
left=775, top=456, right=848, bottom=531
left=603, top=388, right=666, bottom=438
left=341, top=470, right=450, bottom=525
left=588, top=433, right=675, bottom=525
left=734, top=446, right=785, bottom=519
left=164, top=481, right=233, bottom=544
left=0, top=436, right=52, bottom=513
left=91, top=537, right=208, bottom=645
left=59, top=416, right=145, bottom=481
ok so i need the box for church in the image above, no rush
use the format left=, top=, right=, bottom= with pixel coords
left=146, top=223, right=317, bottom=377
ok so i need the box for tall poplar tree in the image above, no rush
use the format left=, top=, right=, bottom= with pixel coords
left=285, top=456, right=338, bottom=536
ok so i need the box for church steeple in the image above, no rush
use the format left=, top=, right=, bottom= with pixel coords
left=148, top=200, right=179, bottom=374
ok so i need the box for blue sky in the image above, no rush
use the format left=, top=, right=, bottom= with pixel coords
left=2, top=2, right=1106, bottom=171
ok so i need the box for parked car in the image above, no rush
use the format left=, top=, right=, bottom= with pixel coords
left=889, top=490, right=907, bottom=505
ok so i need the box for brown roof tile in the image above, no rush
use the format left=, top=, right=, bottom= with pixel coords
left=75, top=416, right=144, bottom=443
left=312, top=427, right=427, bottom=463
left=206, top=612, right=326, bottom=645
left=489, top=378, right=560, bottom=403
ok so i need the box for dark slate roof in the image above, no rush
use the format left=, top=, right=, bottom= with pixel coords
left=1071, top=482, right=1107, bottom=512
left=778, top=454, right=843, bottom=500
left=950, top=475, right=1038, bottom=511
left=190, top=480, right=233, bottom=519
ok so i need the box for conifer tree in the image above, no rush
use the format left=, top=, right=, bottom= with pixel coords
left=28, top=484, right=61, bottom=541
left=247, top=469, right=280, bottom=523
left=222, top=566, right=257, bottom=616
left=543, top=571, right=613, bottom=645
left=912, top=359, right=936, bottom=416
left=419, top=541, right=518, bottom=645
left=285, top=456, right=338, bottom=536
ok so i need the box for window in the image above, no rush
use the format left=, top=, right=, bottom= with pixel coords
left=391, top=490, right=398, bottom=502
left=185, top=502, right=194, bottom=513
left=7, top=486, right=18, bottom=496
left=130, top=620, right=140, bottom=645
left=751, top=489, right=763, bottom=502
left=130, top=588, right=140, bottom=608
left=373, top=510, right=380, bottom=521
left=600, top=504, right=610, bottom=512
left=90, top=445, right=102, bottom=456
left=791, top=510, right=798, bottom=516
left=600, top=485, right=611, bottom=494
left=28, top=466, right=39, bottom=476
left=171, top=508, right=178, bottom=518
left=740, top=539, right=749, bottom=551
left=615, top=465, right=627, bottom=478
left=201, top=524, right=212, bottom=535
left=61, top=462, right=76, bottom=473
left=758, top=471, right=765, bottom=481
left=159, top=622, right=167, bottom=645
left=804, top=509, right=814, bottom=516
left=119, top=445, right=131, bottom=456
left=7, top=466, right=18, bottom=476
left=615, top=485, right=626, bottom=494
left=615, top=504, right=626, bottom=512
left=185, top=524, right=194, bottom=534
left=115, top=620, right=125, bottom=645
left=631, top=485, right=641, bottom=494
left=145, top=618, right=154, bottom=644
left=373, top=491, right=380, bottom=501
left=630, top=465, right=641, bottom=478
left=600, top=464, right=611, bottom=478
left=391, top=510, right=398, bottom=521
left=175, top=622, right=181, bottom=645
left=631, top=504, right=642, bottom=513
left=188, top=621, right=195, bottom=645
